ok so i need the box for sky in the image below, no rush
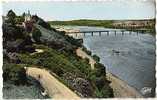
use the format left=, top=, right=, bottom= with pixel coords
left=2, top=0, right=155, bottom=21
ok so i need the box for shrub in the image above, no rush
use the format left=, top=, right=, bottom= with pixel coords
left=82, top=47, right=92, bottom=55
left=95, top=63, right=106, bottom=77
left=3, top=62, right=27, bottom=85
left=92, top=55, right=100, bottom=62
left=6, top=10, right=16, bottom=25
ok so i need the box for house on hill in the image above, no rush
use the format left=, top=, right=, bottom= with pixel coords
left=23, top=10, right=34, bottom=32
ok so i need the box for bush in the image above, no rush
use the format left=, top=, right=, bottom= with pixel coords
left=95, top=63, right=106, bottom=77
left=3, top=62, right=27, bottom=85
left=7, top=10, right=16, bottom=25
left=92, top=55, right=100, bottom=62
left=82, top=47, right=92, bottom=55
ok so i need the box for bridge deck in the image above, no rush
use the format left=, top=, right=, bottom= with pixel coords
left=66, top=29, right=152, bottom=34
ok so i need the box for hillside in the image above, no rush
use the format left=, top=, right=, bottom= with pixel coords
left=3, top=10, right=113, bottom=98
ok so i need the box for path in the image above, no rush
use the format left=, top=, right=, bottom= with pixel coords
left=30, top=49, right=44, bottom=55
left=76, top=48, right=96, bottom=70
left=26, top=67, right=80, bottom=99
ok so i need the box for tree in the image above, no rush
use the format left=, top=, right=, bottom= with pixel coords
left=92, top=55, right=100, bottom=62
left=3, top=62, right=27, bottom=85
left=7, top=10, right=16, bottom=25
left=7, top=10, right=16, bottom=19
left=22, top=12, right=26, bottom=18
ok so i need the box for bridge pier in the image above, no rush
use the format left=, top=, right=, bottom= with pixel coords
left=83, top=32, right=85, bottom=37
left=99, top=32, right=101, bottom=36
left=129, top=31, right=132, bottom=35
left=107, top=31, right=109, bottom=36
left=122, top=31, right=124, bottom=36
left=114, top=31, right=116, bottom=36
left=141, top=30, right=144, bottom=34
left=91, top=32, right=94, bottom=36
left=137, top=31, right=139, bottom=35
left=75, top=33, right=77, bottom=37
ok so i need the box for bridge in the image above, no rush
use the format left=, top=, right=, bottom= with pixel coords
left=66, top=29, right=153, bottom=37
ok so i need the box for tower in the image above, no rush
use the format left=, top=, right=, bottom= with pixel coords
left=25, top=10, right=31, bottom=22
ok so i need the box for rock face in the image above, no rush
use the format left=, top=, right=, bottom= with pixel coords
left=62, top=72, right=94, bottom=97
left=35, top=24, right=75, bottom=51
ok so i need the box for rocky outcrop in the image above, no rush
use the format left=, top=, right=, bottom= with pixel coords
left=35, top=24, right=76, bottom=51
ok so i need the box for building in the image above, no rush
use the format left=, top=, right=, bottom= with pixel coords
left=23, top=10, right=34, bottom=32
left=25, top=10, right=31, bottom=22
left=112, top=20, right=154, bottom=28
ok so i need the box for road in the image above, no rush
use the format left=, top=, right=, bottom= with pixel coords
left=26, top=67, right=80, bottom=99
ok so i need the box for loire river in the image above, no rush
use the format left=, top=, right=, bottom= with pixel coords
left=67, top=26, right=155, bottom=97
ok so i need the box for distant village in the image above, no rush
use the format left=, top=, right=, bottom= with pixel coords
left=112, top=20, right=155, bottom=28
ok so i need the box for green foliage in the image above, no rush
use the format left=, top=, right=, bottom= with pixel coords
left=32, top=28, right=42, bottom=43
left=3, top=61, right=27, bottom=85
left=17, top=44, right=113, bottom=97
left=82, top=47, right=92, bottom=55
left=15, top=16, right=25, bottom=24
left=7, top=10, right=16, bottom=19
left=49, top=19, right=114, bottom=28
left=18, top=45, right=91, bottom=77
left=95, top=63, right=106, bottom=77
left=92, top=55, right=100, bottom=62
left=95, top=85, right=113, bottom=98
left=38, top=19, right=52, bottom=30
left=7, top=10, right=16, bottom=25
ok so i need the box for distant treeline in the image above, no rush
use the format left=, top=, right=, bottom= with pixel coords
left=49, top=19, right=156, bottom=34
left=49, top=19, right=155, bottom=28
left=49, top=19, right=114, bottom=28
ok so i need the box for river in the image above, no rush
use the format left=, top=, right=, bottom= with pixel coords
left=64, top=26, right=155, bottom=97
